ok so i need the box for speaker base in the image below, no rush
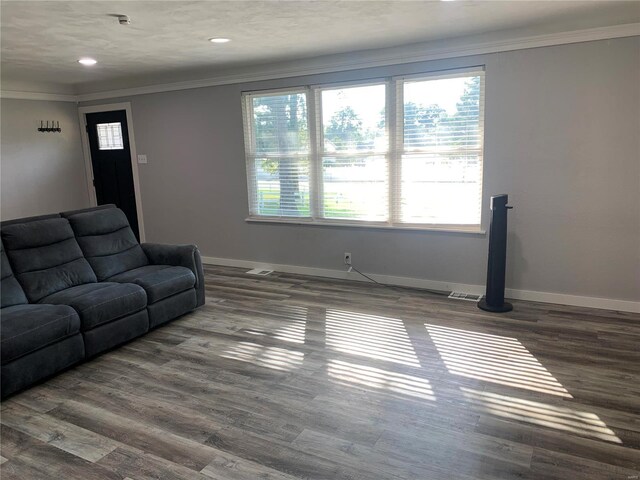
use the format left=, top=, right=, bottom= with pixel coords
left=478, top=299, right=513, bottom=313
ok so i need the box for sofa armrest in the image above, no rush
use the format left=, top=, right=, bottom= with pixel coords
left=141, top=243, right=205, bottom=307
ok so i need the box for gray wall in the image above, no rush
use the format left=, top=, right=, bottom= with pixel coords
left=81, top=37, right=640, bottom=301
left=1, top=99, right=90, bottom=219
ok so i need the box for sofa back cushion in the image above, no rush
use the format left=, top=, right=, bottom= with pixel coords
left=63, top=206, right=148, bottom=281
left=1, top=242, right=28, bottom=308
left=1, top=218, right=97, bottom=302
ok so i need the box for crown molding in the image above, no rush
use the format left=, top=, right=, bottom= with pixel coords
left=0, top=90, right=77, bottom=102
left=3, top=23, right=638, bottom=103
left=74, top=22, right=640, bottom=102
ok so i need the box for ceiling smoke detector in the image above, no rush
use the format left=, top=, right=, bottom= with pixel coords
left=117, top=15, right=130, bottom=25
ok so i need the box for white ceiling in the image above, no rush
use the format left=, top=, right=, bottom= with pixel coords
left=1, top=0, right=639, bottom=94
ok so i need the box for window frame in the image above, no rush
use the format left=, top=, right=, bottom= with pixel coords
left=313, top=79, right=390, bottom=222
left=393, top=67, right=486, bottom=229
left=242, top=87, right=312, bottom=220
left=241, top=66, right=486, bottom=234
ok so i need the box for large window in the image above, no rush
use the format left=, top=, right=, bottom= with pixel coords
left=243, top=91, right=310, bottom=217
left=242, top=68, right=485, bottom=230
left=320, top=83, right=388, bottom=221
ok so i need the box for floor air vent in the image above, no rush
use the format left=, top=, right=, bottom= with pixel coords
left=448, top=292, right=483, bottom=302
left=246, top=268, right=273, bottom=276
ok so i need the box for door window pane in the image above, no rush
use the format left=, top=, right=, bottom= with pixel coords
left=97, top=122, right=124, bottom=150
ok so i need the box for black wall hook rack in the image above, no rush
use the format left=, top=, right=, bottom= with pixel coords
left=38, top=120, right=62, bottom=133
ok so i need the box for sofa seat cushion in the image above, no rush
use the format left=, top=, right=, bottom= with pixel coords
left=1, top=304, right=80, bottom=365
left=40, top=282, right=147, bottom=331
left=108, top=265, right=196, bottom=304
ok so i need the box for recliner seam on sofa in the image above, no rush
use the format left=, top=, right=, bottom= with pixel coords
left=41, top=283, right=114, bottom=305
left=13, top=255, right=87, bottom=275
left=3, top=234, right=76, bottom=252
left=80, top=289, right=146, bottom=313
left=74, top=225, right=130, bottom=238
left=0, top=313, right=77, bottom=343
left=138, top=272, right=194, bottom=289
left=1, top=332, right=79, bottom=365
left=64, top=283, right=110, bottom=297
left=105, top=265, right=170, bottom=282
left=86, top=243, right=141, bottom=259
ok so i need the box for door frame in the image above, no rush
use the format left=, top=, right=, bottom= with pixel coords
left=78, top=102, right=146, bottom=242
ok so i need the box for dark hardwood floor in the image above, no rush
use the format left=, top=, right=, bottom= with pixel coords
left=1, top=265, right=639, bottom=479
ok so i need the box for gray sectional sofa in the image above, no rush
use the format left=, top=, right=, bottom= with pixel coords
left=0, top=204, right=205, bottom=398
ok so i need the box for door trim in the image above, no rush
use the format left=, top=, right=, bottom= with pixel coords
left=78, top=102, right=146, bottom=242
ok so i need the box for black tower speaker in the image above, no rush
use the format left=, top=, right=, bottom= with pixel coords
left=478, top=194, right=513, bottom=313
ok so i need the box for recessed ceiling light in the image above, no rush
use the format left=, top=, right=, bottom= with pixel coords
left=78, top=58, right=97, bottom=66
left=209, top=37, right=231, bottom=44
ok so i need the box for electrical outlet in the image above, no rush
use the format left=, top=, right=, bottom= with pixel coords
left=344, top=252, right=352, bottom=265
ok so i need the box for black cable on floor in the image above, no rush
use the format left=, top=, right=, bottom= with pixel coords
left=348, top=264, right=451, bottom=297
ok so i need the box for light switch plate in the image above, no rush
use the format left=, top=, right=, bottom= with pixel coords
left=137, top=154, right=148, bottom=164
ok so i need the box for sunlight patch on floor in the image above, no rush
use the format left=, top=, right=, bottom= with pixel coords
left=221, top=341, right=304, bottom=371
left=328, top=359, right=435, bottom=401
left=269, top=304, right=309, bottom=322
left=244, top=320, right=307, bottom=344
left=327, top=310, right=420, bottom=366
left=244, top=305, right=308, bottom=344
left=273, top=319, right=307, bottom=344
left=426, top=324, right=572, bottom=397
left=461, top=388, right=622, bottom=444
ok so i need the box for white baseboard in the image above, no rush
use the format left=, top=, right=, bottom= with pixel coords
left=201, top=256, right=640, bottom=314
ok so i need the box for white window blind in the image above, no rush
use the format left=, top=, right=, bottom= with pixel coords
left=242, top=67, right=485, bottom=230
left=318, top=84, right=388, bottom=222
left=243, top=91, right=311, bottom=217
left=398, top=70, right=485, bottom=225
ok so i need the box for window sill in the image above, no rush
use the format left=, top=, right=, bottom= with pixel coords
left=245, top=217, right=486, bottom=235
